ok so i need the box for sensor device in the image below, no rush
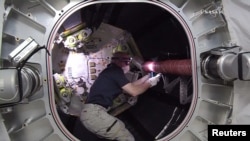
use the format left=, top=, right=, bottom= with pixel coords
left=8, top=37, right=39, bottom=66
left=155, top=73, right=162, bottom=79
left=150, top=72, right=162, bottom=78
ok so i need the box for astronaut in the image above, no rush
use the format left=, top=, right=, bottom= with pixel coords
left=80, top=51, right=161, bottom=141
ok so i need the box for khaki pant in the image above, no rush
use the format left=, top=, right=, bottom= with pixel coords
left=80, top=104, right=135, bottom=141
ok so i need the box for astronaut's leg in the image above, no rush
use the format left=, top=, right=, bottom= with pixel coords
left=80, top=104, right=135, bottom=141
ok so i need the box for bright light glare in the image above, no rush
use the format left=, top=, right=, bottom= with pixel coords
left=146, top=62, right=155, bottom=72
left=64, top=51, right=88, bottom=82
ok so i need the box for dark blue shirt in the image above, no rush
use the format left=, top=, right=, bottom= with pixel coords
left=85, top=63, right=130, bottom=108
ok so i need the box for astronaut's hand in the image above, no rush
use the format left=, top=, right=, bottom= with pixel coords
left=148, top=73, right=161, bottom=87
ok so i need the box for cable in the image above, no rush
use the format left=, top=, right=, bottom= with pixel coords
left=17, top=45, right=50, bottom=69
left=155, top=107, right=178, bottom=140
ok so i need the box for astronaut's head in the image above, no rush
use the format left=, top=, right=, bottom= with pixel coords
left=111, top=51, right=132, bottom=73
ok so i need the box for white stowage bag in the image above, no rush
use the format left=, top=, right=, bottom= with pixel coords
left=222, top=0, right=250, bottom=51
left=232, top=80, right=250, bottom=124
left=222, top=0, right=250, bottom=124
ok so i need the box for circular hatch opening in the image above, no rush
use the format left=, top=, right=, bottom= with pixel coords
left=50, top=2, right=194, bottom=141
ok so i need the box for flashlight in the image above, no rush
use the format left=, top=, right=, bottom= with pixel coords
left=150, top=72, right=154, bottom=77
